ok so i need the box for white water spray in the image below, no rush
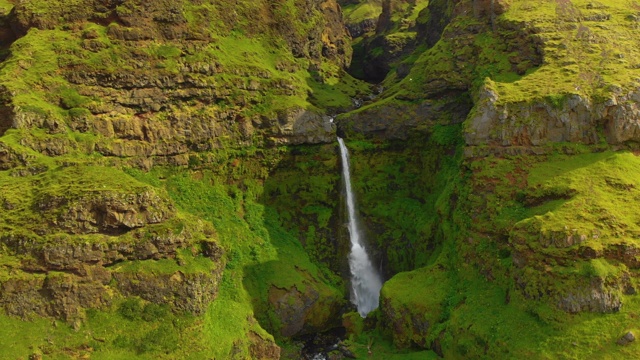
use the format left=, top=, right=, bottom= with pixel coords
left=338, top=137, right=383, bottom=317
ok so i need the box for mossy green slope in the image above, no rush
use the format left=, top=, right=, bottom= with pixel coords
left=368, top=144, right=640, bottom=358
left=497, top=0, right=640, bottom=102
left=369, top=0, right=640, bottom=111
left=127, top=149, right=347, bottom=357
left=0, top=0, right=371, bottom=177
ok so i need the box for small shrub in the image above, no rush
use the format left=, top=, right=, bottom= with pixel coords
left=59, top=87, right=90, bottom=109
left=118, top=298, right=143, bottom=320
left=68, top=107, right=91, bottom=119
left=546, top=94, right=566, bottom=109
left=153, top=44, right=182, bottom=59
left=142, top=303, right=170, bottom=322
left=137, top=324, right=179, bottom=354
left=113, top=334, right=133, bottom=348
left=431, top=124, right=461, bottom=146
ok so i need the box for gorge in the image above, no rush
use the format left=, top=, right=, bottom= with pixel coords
left=0, top=0, right=640, bottom=359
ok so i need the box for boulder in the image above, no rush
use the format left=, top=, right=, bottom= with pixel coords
left=617, top=331, right=636, bottom=346
left=268, top=281, right=344, bottom=338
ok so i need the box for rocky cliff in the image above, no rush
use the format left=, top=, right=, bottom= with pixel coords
left=0, top=0, right=358, bottom=169
left=0, top=0, right=358, bottom=358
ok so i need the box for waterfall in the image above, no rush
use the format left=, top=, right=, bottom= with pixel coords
left=338, top=137, right=383, bottom=317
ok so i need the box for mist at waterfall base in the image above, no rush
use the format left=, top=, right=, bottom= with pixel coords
left=338, top=137, right=383, bottom=318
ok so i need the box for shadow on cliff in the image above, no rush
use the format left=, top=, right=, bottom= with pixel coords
left=240, top=202, right=348, bottom=340
left=0, top=6, right=17, bottom=137
left=240, top=143, right=351, bottom=340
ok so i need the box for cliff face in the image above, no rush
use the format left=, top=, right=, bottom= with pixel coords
left=0, top=0, right=354, bottom=169
left=464, top=0, right=640, bottom=150
left=0, top=1, right=358, bottom=358
left=0, top=163, right=225, bottom=325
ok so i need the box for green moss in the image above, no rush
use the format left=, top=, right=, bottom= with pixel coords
left=0, top=162, right=179, bottom=249
left=518, top=151, right=640, bottom=250
left=494, top=0, right=640, bottom=102
left=307, top=68, right=372, bottom=111
left=381, top=263, right=452, bottom=347
left=59, top=87, right=91, bottom=109
left=113, top=249, right=217, bottom=275
left=345, top=128, right=463, bottom=273
left=0, top=0, right=11, bottom=12
left=342, top=2, right=382, bottom=24
left=0, top=1, right=352, bottom=133
left=373, top=0, right=639, bottom=111
left=147, top=44, right=182, bottom=59
left=0, top=298, right=202, bottom=359
left=262, top=144, right=343, bottom=268
left=422, top=146, right=640, bottom=358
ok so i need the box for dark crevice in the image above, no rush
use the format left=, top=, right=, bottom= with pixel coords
left=0, top=104, right=13, bottom=137
left=0, top=7, right=18, bottom=138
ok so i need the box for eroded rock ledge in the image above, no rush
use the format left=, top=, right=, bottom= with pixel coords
left=0, top=167, right=224, bottom=325
left=465, top=85, right=640, bottom=149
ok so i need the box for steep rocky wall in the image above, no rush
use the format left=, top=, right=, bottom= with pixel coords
left=466, top=85, right=640, bottom=149
left=0, top=163, right=224, bottom=324
left=0, top=0, right=353, bottom=170
left=9, top=0, right=351, bottom=65
left=0, top=2, right=358, bottom=356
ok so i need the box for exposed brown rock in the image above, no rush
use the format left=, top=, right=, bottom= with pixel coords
left=0, top=232, right=223, bottom=323
left=267, top=279, right=344, bottom=338
left=114, top=268, right=222, bottom=315
left=466, top=86, right=640, bottom=148
left=557, top=277, right=622, bottom=313
left=248, top=331, right=281, bottom=360
left=380, top=295, right=431, bottom=348
left=338, top=93, right=472, bottom=140
left=0, top=268, right=112, bottom=323
left=617, top=331, right=636, bottom=346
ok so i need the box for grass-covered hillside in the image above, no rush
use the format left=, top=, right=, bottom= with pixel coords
left=0, top=0, right=371, bottom=168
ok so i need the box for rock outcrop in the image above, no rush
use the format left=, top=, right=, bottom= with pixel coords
left=465, top=86, right=640, bottom=148
left=557, top=277, right=622, bottom=313
left=338, top=94, right=472, bottom=140
left=617, top=331, right=636, bottom=346
left=0, top=224, right=224, bottom=324
left=0, top=163, right=224, bottom=324
left=378, top=265, right=451, bottom=349
left=268, top=281, right=344, bottom=338
left=115, top=269, right=221, bottom=315
left=0, top=0, right=353, bottom=169
left=39, top=189, right=175, bottom=235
